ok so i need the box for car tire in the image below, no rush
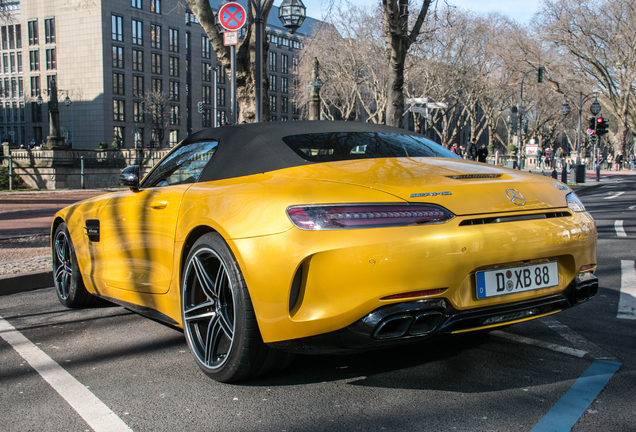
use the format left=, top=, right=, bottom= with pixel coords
left=52, top=223, right=99, bottom=308
left=182, top=232, right=293, bottom=383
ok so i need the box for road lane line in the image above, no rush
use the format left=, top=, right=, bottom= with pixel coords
left=531, top=360, right=621, bottom=432
left=491, top=331, right=587, bottom=358
left=541, top=317, right=618, bottom=361
left=629, top=205, right=636, bottom=210
left=0, top=315, right=133, bottom=432
left=618, top=260, right=636, bottom=320
left=604, top=191, right=624, bottom=199
left=615, top=220, right=627, bottom=237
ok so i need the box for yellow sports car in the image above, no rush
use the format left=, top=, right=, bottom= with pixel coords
left=51, top=121, right=598, bottom=382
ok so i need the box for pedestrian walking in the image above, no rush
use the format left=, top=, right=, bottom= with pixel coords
left=615, top=151, right=624, bottom=171
left=629, top=153, right=635, bottom=171
left=555, top=147, right=563, bottom=169
left=607, top=153, right=614, bottom=171
left=465, top=139, right=478, bottom=161
left=477, top=143, right=488, bottom=163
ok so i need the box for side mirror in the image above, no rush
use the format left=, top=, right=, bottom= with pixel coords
left=119, top=165, right=140, bottom=190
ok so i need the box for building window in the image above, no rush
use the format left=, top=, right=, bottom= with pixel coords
left=1, top=27, right=6, bottom=50
left=112, top=46, right=124, bottom=68
left=112, top=15, right=123, bottom=42
left=170, top=105, right=180, bottom=125
left=113, top=99, right=125, bottom=121
left=17, top=52, right=22, bottom=73
left=151, top=24, right=161, bottom=49
left=202, top=85, right=211, bottom=104
left=281, top=96, right=288, bottom=114
left=169, top=130, right=178, bottom=146
left=132, top=19, right=143, bottom=45
left=15, top=24, right=21, bottom=49
left=133, top=101, right=144, bottom=123
left=133, top=75, right=144, bottom=98
left=202, top=62, right=211, bottom=82
left=269, top=94, right=277, bottom=112
left=150, top=0, right=161, bottom=14
left=185, top=31, right=190, bottom=55
left=201, top=35, right=210, bottom=59
left=152, top=78, right=162, bottom=92
left=30, top=75, right=40, bottom=97
left=31, top=102, right=42, bottom=122
left=29, top=50, right=39, bottom=71
left=114, top=126, right=124, bottom=146
left=292, top=56, right=299, bottom=71
left=113, top=72, right=125, bottom=95
left=269, top=74, right=277, bottom=92
left=8, top=25, right=14, bottom=49
left=217, top=66, right=226, bottom=84
left=269, top=51, right=276, bottom=71
left=271, top=115, right=277, bottom=121
left=282, top=54, right=288, bottom=74
left=18, top=77, right=23, bottom=97
left=281, top=76, right=288, bottom=93
left=169, top=28, right=178, bottom=52
left=4, top=78, right=9, bottom=97
left=169, top=56, right=179, bottom=77
left=202, top=108, right=211, bottom=127
left=217, top=87, right=225, bottom=106
left=216, top=110, right=226, bottom=126
left=45, top=48, right=56, bottom=70
left=46, top=75, right=56, bottom=96
left=132, top=49, right=143, bottom=72
left=28, top=20, right=38, bottom=45
left=170, top=80, right=179, bottom=101
left=45, top=18, right=55, bottom=44
left=2, top=53, right=7, bottom=73
left=10, top=78, right=16, bottom=98
left=151, top=52, right=162, bottom=74
left=132, top=0, right=141, bottom=9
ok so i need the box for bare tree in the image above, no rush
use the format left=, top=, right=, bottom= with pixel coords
left=536, top=0, right=636, bottom=154
left=144, top=91, right=171, bottom=147
left=383, top=0, right=434, bottom=127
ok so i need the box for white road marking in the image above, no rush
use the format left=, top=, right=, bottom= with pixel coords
left=604, top=191, right=625, bottom=199
left=541, top=316, right=618, bottom=361
left=629, top=205, right=636, bottom=210
left=615, top=220, right=627, bottom=237
left=0, top=315, right=133, bottom=432
left=618, top=260, right=636, bottom=320
left=491, top=330, right=588, bottom=358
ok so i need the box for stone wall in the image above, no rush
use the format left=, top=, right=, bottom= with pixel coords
left=1, top=144, right=170, bottom=189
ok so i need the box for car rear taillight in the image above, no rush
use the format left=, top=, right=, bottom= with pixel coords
left=287, top=204, right=454, bottom=230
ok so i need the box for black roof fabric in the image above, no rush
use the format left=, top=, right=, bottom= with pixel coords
left=190, top=121, right=423, bottom=182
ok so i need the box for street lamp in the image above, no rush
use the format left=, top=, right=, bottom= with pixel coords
left=63, top=92, right=73, bottom=148
left=278, top=0, right=306, bottom=34
left=36, top=93, right=43, bottom=106
left=560, top=92, right=599, bottom=164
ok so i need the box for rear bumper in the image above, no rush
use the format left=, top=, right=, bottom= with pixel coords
left=267, top=272, right=598, bottom=354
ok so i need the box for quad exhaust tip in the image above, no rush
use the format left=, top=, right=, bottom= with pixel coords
left=374, top=312, right=443, bottom=340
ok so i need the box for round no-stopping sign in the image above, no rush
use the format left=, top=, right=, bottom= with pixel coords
left=218, top=2, right=247, bottom=31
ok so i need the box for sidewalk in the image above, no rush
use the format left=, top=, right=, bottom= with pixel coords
left=0, top=189, right=117, bottom=295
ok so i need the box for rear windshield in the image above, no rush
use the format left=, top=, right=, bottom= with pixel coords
left=282, top=132, right=459, bottom=162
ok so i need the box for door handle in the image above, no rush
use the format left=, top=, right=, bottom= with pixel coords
left=150, top=200, right=168, bottom=209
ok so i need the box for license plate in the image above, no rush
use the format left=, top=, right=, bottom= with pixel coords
left=476, top=262, right=559, bottom=299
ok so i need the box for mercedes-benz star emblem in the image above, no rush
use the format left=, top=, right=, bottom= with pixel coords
left=505, top=188, right=525, bottom=206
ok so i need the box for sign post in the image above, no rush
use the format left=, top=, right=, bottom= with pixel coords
left=218, top=1, right=246, bottom=125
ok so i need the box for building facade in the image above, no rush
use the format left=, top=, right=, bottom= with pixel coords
left=1, top=0, right=319, bottom=150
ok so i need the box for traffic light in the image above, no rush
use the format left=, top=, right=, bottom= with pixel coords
left=589, top=117, right=597, bottom=131
left=589, top=134, right=597, bottom=145
left=537, top=66, right=545, bottom=83
left=197, top=102, right=204, bottom=113
left=596, top=117, right=609, bottom=135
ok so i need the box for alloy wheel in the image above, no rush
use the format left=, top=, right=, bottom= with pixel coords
left=53, top=230, right=72, bottom=300
left=183, top=247, right=236, bottom=370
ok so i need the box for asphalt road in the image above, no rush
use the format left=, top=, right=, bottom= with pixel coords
left=1, top=178, right=634, bottom=432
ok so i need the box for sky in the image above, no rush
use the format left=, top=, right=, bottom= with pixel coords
left=300, top=0, right=542, bottom=25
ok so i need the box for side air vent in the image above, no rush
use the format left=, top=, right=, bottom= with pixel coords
left=446, top=174, right=503, bottom=179
left=459, top=211, right=571, bottom=226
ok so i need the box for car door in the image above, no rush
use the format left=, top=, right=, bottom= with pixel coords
left=98, top=140, right=219, bottom=294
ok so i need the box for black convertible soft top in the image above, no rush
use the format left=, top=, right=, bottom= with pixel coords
left=185, top=121, right=435, bottom=182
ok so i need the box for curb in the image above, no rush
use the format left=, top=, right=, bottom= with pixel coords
left=0, top=270, right=53, bottom=296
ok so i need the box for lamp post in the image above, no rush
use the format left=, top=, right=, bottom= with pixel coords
left=246, top=0, right=306, bottom=122
left=560, top=92, right=600, bottom=165
left=64, top=92, right=73, bottom=149
left=308, top=57, right=322, bottom=120
left=517, top=67, right=544, bottom=169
